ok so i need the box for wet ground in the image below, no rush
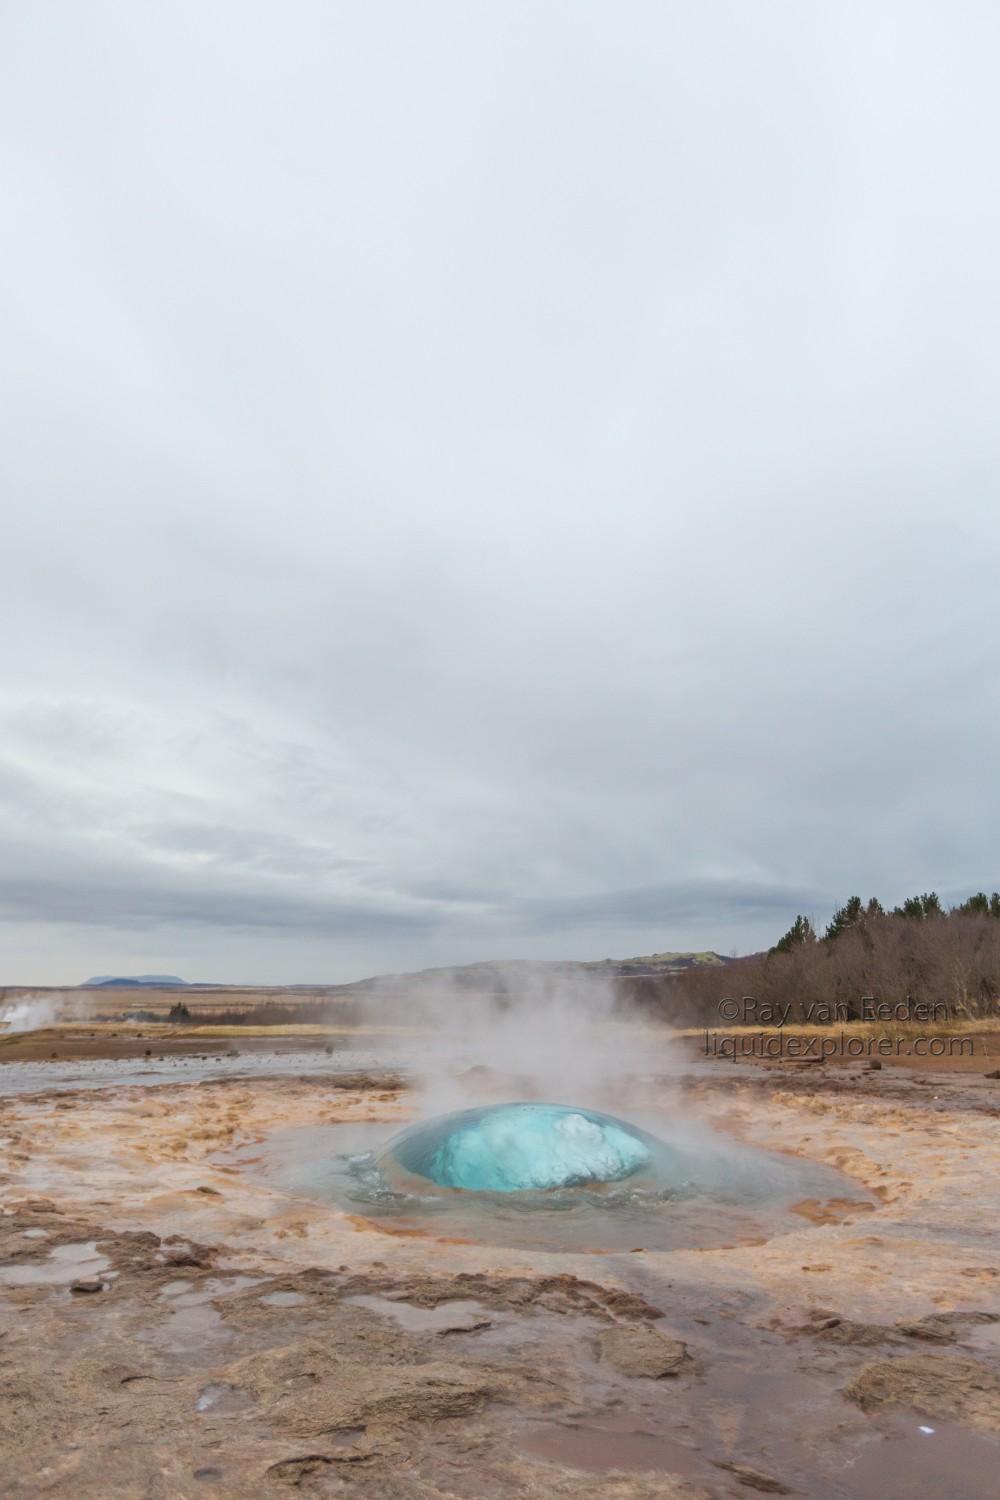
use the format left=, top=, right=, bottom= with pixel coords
left=0, top=1043, right=405, bottom=1098
left=2, top=1041, right=1000, bottom=1497
left=228, top=1112, right=874, bottom=1254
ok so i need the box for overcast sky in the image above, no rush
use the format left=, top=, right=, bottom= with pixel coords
left=1, top=3, right=998, bottom=984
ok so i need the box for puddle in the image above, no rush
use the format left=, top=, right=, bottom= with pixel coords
left=520, top=1416, right=708, bottom=1478
left=330, top=1427, right=366, bottom=1448
left=195, top=1382, right=254, bottom=1415
left=22, top=1228, right=48, bottom=1240
left=842, top=1418, right=1000, bottom=1498
left=965, top=1320, right=1000, bottom=1356
left=140, top=1276, right=260, bottom=1359
left=0, top=1240, right=110, bottom=1287
left=520, top=1395, right=1000, bottom=1496
left=156, top=1275, right=260, bottom=1309
left=347, top=1294, right=492, bottom=1333
left=0, top=1048, right=405, bottom=1099
left=140, top=1301, right=231, bottom=1358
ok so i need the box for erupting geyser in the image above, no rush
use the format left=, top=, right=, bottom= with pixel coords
left=377, top=1103, right=670, bottom=1193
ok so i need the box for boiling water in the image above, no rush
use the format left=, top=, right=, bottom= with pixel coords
left=383, top=1104, right=659, bottom=1192
left=227, top=1102, right=873, bottom=1252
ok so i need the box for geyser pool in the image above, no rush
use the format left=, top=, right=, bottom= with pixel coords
left=225, top=1100, right=875, bottom=1253
left=381, top=1103, right=662, bottom=1193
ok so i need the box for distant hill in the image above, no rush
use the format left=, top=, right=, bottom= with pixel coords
left=74, top=953, right=730, bottom=995
left=338, top=951, right=731, bottom=994
left=585, top=950, right=729, bottom=974
left=82, top=974, right=187, bottom=988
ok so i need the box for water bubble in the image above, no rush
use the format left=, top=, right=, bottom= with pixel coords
left=380, top=1103, right=663, bottom=1194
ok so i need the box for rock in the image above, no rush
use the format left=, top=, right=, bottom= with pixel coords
left=163, top=1243, right=207, bottom=1267
left=422, top=1305, right=492, bottom=1334
left=266, top=1446, right=374, bottom=1483
left=897, top=1311, right=1000, bottom=1343
left=868, top=1059, right=882, bottom=1070
left=984, top=1070, right=1000, bottom=1080
left=341, top=1269, right=663, bottom=1325
left=598, top=1324, right=689, bottom=1377
left=795, top=1310, right=899, bottom=1346
left=267, top=1359, right=502, bottom=1434
left=846, top=1355, right=1000, bottom=1432
left=69, top=1278, right=105, bottom=1294
left=713, top=1461, right=793, bottom=1493
left=226, top=1048, right=240, bottom=1058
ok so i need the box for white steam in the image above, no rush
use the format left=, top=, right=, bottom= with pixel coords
left=362, top=963, right=676, bottom=1119
left=0, top=993, right=72, bottom=1033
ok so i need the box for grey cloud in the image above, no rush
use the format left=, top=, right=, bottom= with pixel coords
left=1, top=3, right=999, bottom=982
left=0, top=850, right=436, bottom=938
left=506, top=882, right=826, bottom=937
left=135, top=822, right=371, bottom=878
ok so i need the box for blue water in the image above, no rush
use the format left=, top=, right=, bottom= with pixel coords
left=384, top=1103, right=662, bottom=1192
left=224, top=1103, right=875, bottom=1253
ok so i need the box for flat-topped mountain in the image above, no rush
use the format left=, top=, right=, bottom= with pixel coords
left=82, top=974, right=188, bottom=988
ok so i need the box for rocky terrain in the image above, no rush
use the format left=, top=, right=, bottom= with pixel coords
left=2, top=1048, right=1000, bottom=1496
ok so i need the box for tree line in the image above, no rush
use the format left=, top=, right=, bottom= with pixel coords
left=664, top=891, right=1000, bottom=1023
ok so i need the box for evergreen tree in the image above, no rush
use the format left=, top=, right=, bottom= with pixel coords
left=957, top=892, right=991, bottom=917
left=892, top=891, right=943, bottom=921
left=770, top=914, right=816, bottom=955
left=825, top=895, right=863, bottom=942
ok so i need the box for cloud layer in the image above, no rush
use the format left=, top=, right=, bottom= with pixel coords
left=2, top=3, right=999, bottom=982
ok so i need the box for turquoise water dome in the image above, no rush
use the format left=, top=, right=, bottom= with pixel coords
left=378, top=1102, right=668, bottom=1193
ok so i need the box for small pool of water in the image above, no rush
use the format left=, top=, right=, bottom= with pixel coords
left=0, top=1240, right=110, bottom=1287
left=195, top=1382, right=254, bottom=1415
left=519, top=1416, right=707, bottom=1478
left=222, top=1104, right=873, bottom=1253
left=138, top=1275, right=260, bottom=1360
left=347, top=1294, right=493, bottom=1333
